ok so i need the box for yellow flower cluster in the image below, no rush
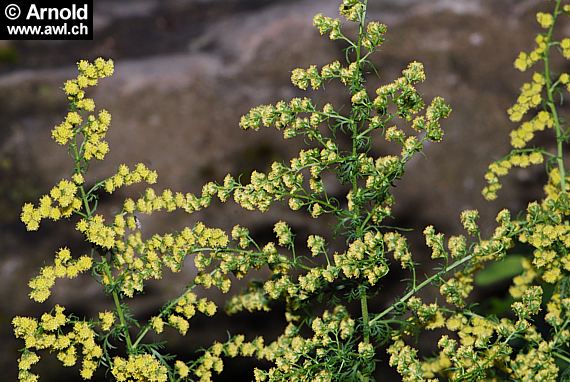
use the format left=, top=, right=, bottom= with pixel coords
left=291, top=65, right=322, bottom=91
left=52, top=58, right=113, bottom=149
left=110, top=221, right=231, bottom=296
left=13, top=312, right=102, bottom=380
left=103, top=163, right=158, bottom=194
left=233, top=169, right=292, bottom=212
left=361, top=156, right=399, bottom=212
left=261, top=274, right=293, bottom=301
left=52, top=111, right=82, bottom=145
left=510, top=110, right=553, bottom=148
left=297, top=266, right=339, bottom=295
left=512, top=285, right=543, bottom=319
left=111, top=354, right=168, bottom=382
left=385, top=125, right=405, bottom=142
left=98, top=311, right=115, bottom=331
left=460, top=209, right=479, bottom=235
left=77, top=214, right=116, bottom=249
left=307, top=235, right=326, bottom=257
left=423, top=226, right=446, bottom=260
left=154, top=292, right=218, bottom=336
left=204, top=241, right=286, bottom=288
left=21, top=179, right=82, bottom=231
left=322, top=61, right=360, bottom=88
left=536, top=12, right=554, bottom=29
left=226, top=285, right=270, bottom=314
left=175, top=360, right=189, bottom=378
left=508, top=72, right=545, bottom=122
left=56, top=59, right=115, bottom=162
left=239, top=97, right=315, bottom=131
left=406, top=297, right=445, bottom=330
left=510, top=346, right=559, bottom=381
left=17, top=351, right=40, bottom=382
left=64, top=59, right=114, bottom=98
left=447, top=314, right=496, bottom=348
left=40, top=305, right=67, bottom=331
left=517, top=201, right=570, bottom=285
left=430, top=331, right=512, bottom=380
left=168, top=315, right=190, bottom=336
left=483, top=151, right=544, bottom=200
left=493, top=4, right=570, bottom=215
left=509, top=258, right=537, bottom=299
left=231, top=225, right=251, bottom=248
left=362, top=21, right=388, bottom=51
left=175, top=291, right=199, bottom=318
left=312, top=14, right=342, bottom=40
left=257, top=307, right=366, bottom=382
left=514, top=35, right=548, bottom=72
left=273, top=221, right=293, bottom=247
left=28, top=248, right=92, bottom=302
left=254, top=234, right=388, bottom=308
left=338, top=0, right=364, bottom=22
left=83, top=110, right=112, bottom=161
left=121, top=185, right=215, bottom=218
left=237, top=111, right=345, bottom=217
left=384, top=231, right=413, bottom=268
left=148, top=316, right=163, bottom=334
left=420, top=353, right=451, bottom=381
left=387, top=340, right=425, bottom=382
left=188, top=336, right=264, bottom=382
left=543, top=167, right=570, bottom=199
left=334, top=231, right=389, bottom=285
left=545, top=293, right=570, bottom=328
left=373, top=62, right=426, bottom=120
left=561, top=38, right=570, bottom=59
left=447, top=235, right=467, bottom=259
left=439, top=274, right=474, bottom=308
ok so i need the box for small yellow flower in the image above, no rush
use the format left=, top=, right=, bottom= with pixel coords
left=536, top=12, right=554, bottom=29
left=99, top=311, right=115, bottom=331
left=175, top=360, right=189, bottom=378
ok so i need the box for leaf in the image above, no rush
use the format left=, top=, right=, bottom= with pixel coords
left=475, top=255, right=525, bottom=286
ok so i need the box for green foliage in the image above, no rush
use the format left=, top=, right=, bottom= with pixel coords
left=11, top=0, right=570, bottom=381
left=474, top=255, right=524, bottom=287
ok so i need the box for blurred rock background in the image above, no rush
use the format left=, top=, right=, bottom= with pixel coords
left=0, top=0, right=566, bottom=380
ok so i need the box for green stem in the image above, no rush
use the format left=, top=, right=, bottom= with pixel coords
left=132, top=267, right=218, bottom=348
left=353, top=0, right=371, bottom=347
left=544, top=0, right=566, bottom=191
left=73, top=139, right=134, bottom=352
left=132, top=327, right=150, bottom=349
left=108, top=270, right=134, bottom=351
left=369, top=254, right=474, bottom=325
left=553, top=351, right=570, bottom=365
left=284, top=192, right=342, bottom=215
left=360, top=289, right=370, bottom=343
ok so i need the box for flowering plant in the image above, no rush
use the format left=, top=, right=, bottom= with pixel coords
left=12, top=0, right=570, bottom=381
